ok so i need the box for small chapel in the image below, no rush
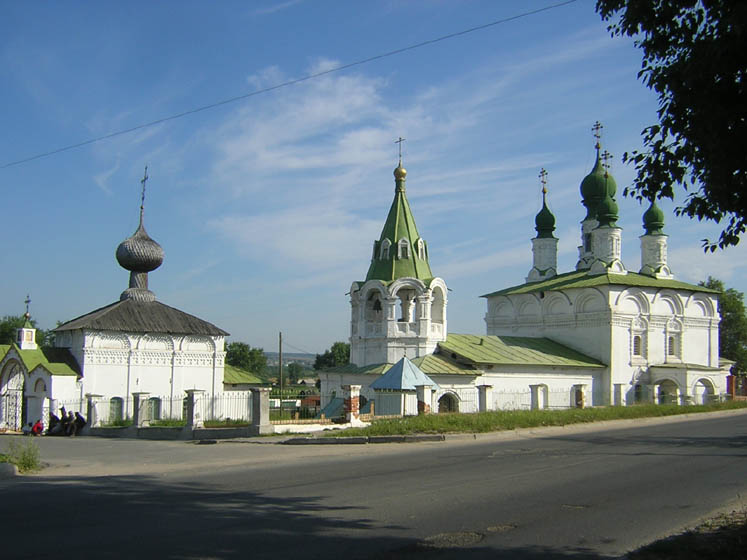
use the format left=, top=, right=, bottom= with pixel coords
left=0, top=170, right=259, bottom=431
left=320, top=126, right=730, bottom=414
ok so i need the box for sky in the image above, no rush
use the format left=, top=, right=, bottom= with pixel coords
left=2, top=0, right=746, bottom=355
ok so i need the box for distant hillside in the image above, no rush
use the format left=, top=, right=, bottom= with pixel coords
left=265, top=352, right=316, bottom=367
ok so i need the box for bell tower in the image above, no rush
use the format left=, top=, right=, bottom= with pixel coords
left=349, top=142, right=447, bottom=367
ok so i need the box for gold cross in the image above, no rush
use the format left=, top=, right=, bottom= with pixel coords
left=592, top=121, right=603, bottom=149
left=394, top=137, right=406, bottom=162
left=539, top=168, right=548, bottom=194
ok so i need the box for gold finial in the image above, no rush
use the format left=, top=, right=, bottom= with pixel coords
left=539, top=168, right=548, bottom=195
left=24, top=294, right=31, bottom=319
left=592, top=121, right=603, bottom=150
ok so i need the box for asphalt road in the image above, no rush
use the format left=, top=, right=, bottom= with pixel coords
left=2, top=410, right=746, bottom=559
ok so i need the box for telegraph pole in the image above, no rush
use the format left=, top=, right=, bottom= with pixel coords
left=278, top=331, right=283, bottom=418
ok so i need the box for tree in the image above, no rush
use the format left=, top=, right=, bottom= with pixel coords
left=286, top=362, right=304, bottom=383
left=0, top=315, right=51, bottom=347
left=225, top=341, right=267, bottom=374
left=313, top=341, right=350, bottom=370
left=596, top=1, right=747, bottom=250
left=699, top=278, right=747, bottom=375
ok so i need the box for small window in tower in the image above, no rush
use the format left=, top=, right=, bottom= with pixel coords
left=417, top=239, right=426, bottom=260
left=17, top=330, right=22, bottom=343
left=398, top=239, right=410, bottom=259
left=668, top=335, right=677, bottom=356
left=584, top=233, right=592, bottom=252
left=373, top=299, right=382, bottom=311
left=379, top=239, right=391, bottom=260
left=633, top=335, right=642, bottom=356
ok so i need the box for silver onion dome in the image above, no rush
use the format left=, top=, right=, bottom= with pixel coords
left=116, top=222, right=164, bottom=273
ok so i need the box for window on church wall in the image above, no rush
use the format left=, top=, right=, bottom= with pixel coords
left=633, top=335, right=642, bottom=356
left=584, top=233, right=591, bottom=252
left=668, top=335, right=678, bottom=357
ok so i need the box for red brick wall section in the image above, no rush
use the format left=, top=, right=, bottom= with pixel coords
left=344, top=396, right=360, bottom=415
left=418, top=401, right=430, bottom=415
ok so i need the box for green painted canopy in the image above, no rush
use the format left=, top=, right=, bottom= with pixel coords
left=365, top=163, right=434, bottom=282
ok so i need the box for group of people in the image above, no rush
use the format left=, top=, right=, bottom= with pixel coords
left=20, top=408, right=88, bottom=436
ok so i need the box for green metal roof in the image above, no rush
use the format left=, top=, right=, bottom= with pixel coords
left=0, top=344, right=80, bottom=376
left=365, top=163, right=433, bottom=282
left=439, top=333, right=604, bottom=368
left=482, top=269, right=719, bottom=298
left=223, top=364, right=265, bottom=385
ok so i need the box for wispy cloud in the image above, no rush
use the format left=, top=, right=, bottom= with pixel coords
left=251, top=0, right=304, bottom=16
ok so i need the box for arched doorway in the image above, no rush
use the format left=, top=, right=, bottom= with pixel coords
left=438, top=393, right=458, bottom=413
left=656, top=380, right=678, bottom=405
left=0, top=361, right=25, bottom=430
left=693, top=378, right=715, bottom=405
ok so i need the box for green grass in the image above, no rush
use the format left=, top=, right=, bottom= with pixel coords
left=100, top=418, right=133, bottom=428
left=203, top=419, right=250, bottom=428
left=149, top=419, right=187, bottom=427
left=2, top=439, right=42, bottom=473
left=324, top=401, right=747, bottom=437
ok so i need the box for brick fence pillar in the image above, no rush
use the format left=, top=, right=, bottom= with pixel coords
left=132, top=392, right=150, bottom=428
left=478, top=385, right=492, bottom=412
left=416, top=385, right=432, bottom=415
left=251, top=387, right=273, bottom=435
left=184, top=389, right=205, bottom=429
left=342, top=384, right=361, bottom=423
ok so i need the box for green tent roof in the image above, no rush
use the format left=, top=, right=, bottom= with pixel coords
left=482, top=270, right=719, bottom=298
left=0, top=344, right=80, bottom=376
left=365, top=163, right=433, bottom=282
left=223, top=364, right=265, bottom=385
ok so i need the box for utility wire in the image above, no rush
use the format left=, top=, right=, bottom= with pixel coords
left=1, top=0, right=577, bottom=170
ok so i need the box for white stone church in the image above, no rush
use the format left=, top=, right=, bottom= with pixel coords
left=0, top=174, right=259, bottom=431
left=321, top=132, right=730, bottom=415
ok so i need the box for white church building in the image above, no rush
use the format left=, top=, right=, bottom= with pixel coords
left=321, top=131, right=729, bottom=414
left=0, top=173, right=259, bottom=431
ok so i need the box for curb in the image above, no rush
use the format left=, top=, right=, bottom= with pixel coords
left=0, top=462, right=18, bottom=479
left=282, top=434, right=445, bottom=445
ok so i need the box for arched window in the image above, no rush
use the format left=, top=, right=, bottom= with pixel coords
left=668, top=335, right=677, bottom=356
left=632, top=335, right=642, bottom=356
left=379, top=239, right=391, bottom=260
left=398, top=238, right=410, bottom=259
left=417, top=239, right=427, bottom=260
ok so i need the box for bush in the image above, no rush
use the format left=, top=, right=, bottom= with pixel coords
left=4, top=439, right=41, bottom=473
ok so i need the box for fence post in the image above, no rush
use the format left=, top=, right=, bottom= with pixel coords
left=342, top=384, right=365, bottom=425
left=85, top=393, right=102, bottom=430
left=416, top=385, right=433, bottom=415
left=251, top=387, right=272, bottom=435
left=478, top=385, right=492, bottom=412
left=185, top=389, right=205, bottom=429
left=132, top=392, right=151, bottom=428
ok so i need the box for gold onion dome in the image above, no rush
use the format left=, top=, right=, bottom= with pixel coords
left=394, top=163, right=407, bottom=180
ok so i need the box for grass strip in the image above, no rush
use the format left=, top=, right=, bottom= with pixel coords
left=324, top=401, right=747, bottom=437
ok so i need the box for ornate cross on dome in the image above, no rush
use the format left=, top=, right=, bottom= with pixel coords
left=395, top=137, right=406, bottom=164
left=592, top=121, right=603, bottom=149
left=539, top=168, right=548, bottom=194
left=140, top=166, right=149, bottom=212
left=601, top=149, right=613, bottom=170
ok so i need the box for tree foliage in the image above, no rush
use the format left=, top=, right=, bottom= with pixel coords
left=699, top=277, right=747, bottom=375
left=0, top=315, right=51, bottom=347
left=286, top=362, right=304, bottom=383
left=596, top=1, right=747, bottom=250
left=314, top=341, right=350, bottom=370
left=225, top=341, right=267, bottom=374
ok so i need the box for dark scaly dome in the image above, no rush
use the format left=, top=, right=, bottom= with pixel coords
left=580, top=148, right=617, bottom=220
left=643, top=199, right=665, bottom=235
left=535, top=187, right=556, bottom=238
left=116, top=219, right=164, bottom=273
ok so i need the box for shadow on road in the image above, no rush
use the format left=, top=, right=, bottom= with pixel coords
left=3, top=473, right=607, bottom=560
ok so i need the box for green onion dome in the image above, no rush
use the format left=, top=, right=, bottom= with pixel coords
left=642, top=199, right=665, bottom=235
left=580, top=149, right=617, bottom=220
left=596, top=189, right=619, bottom=227
left=535, top=189, right=556, bottom=238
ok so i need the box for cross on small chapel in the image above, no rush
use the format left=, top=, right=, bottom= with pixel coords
left=600, top=149, right=613, bottom=170
left=395, top=137, right=406, bottom=163
left=24, top=294, right=31, bottom=316
left=140, top=165, right=149, bottom=210
left=539, top=168, right=548, bottom=194
left=592, top=121, right=603, bottom=148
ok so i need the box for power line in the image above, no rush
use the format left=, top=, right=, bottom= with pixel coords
left=1, top=0, right=577, bottom=170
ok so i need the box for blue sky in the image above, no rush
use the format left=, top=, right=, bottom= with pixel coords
left=3, top=1, right=746, bottom=354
